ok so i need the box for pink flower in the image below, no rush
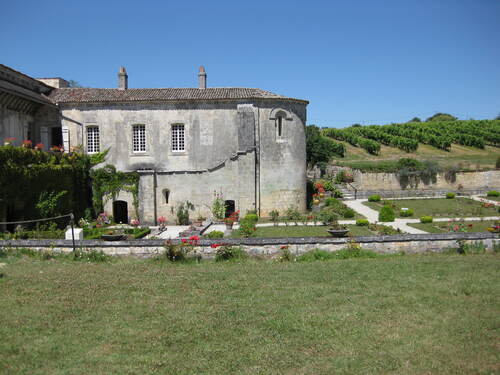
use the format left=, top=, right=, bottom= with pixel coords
left=181, top=239, right=187, bottom=243
left=189, top=235, right=200, bottom=241
left=210, top=243, right=220, bottom=248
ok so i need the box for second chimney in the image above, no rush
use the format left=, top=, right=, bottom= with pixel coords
left=118, top=66, right=128, bottom=90
left=198, top=66, right=207, bottom=89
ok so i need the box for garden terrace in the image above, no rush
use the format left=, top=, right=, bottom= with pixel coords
left=363, top=198, right=498, bottom=218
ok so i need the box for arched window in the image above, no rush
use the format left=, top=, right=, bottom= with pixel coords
left=275, top=111, right=286, bottom=139
left=277, top=116, right=283, bottom=137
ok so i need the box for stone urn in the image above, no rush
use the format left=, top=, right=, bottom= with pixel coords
left=327, top=228, right=349, bottom=237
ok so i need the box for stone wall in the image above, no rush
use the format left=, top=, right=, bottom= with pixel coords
left=2, top=232, right=497, bottom=258
left=352, top=170, right=500, bottom=192
left=60, top=99, right=307, bottom=223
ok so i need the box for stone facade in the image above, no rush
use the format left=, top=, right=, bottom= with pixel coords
left=51, top=67, right=308, bottom=224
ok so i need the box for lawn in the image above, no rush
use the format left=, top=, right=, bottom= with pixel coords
left=408, top=220, right=499, bottom=234
left=364, top=197, right=499, bottom=218
left=229, top=224, right=400, bottom=238
left=0, top=253, right=499, bottom=374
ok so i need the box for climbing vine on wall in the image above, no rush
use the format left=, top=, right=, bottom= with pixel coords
left=0, top=145, right=100, bottom=224
left=90, top=165, right=139, bottom=217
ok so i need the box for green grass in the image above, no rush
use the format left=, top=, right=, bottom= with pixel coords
left=364, top=198, right=499, bottom=218
left=337, top=142, right=500, bottom=170
left=231, top=224, right=377, bottom=238
left=0, top=253, right=499, bottom=374
left=408, top=220, right=499, bottom=234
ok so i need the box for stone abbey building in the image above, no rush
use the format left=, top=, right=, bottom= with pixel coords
left=0, top=64, right=308, bottom=224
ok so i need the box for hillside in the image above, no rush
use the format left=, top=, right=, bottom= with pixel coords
left=321, top=120, right=500, bottom=170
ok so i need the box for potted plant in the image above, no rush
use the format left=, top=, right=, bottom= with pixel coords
left=318, top=209, right=349, bottom=237
left=158, top=216, right=167, bottom=230
left=224, top=210, right=240, bottom=229
left=194, top=215, right=206, bottom=227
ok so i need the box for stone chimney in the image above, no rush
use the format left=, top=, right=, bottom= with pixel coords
left=118, top=66, right=128, bottom=90
left=198, top=66, right=207, bottom=89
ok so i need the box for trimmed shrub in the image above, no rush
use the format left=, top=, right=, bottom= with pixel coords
left=342, top=208, right=356, bottom=219
left=368, top=195, right=381, bottom=202
left=399, top=208, right=414, bottom=217
left=420, top=216, right=433, bottom=223
left=378, top=205, right=395, bottom=222
left=324, top=197, right=339, bottom=206
left=446, top=192, right=456, bottom=199
left=356, top=219, right=369, bottom=226
left=206, top=230, right=224, bottom=239
left=244, top=213, right=259, bottom=223
left=487, top=190, right=499, bottom=197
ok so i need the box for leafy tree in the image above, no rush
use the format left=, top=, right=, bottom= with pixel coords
left=305, top=125, right=344, bottom=167
left=68, top=80, right=83, bottom=88
left=408, top=117, right=421, bottom=122
left=495, top=113, right=500, bottom=120
left=425, top=113, right=457, bottom=122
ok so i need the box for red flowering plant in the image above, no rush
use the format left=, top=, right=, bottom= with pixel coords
left=224, top=210, right=240, bottom=226
left=164, top=235, right=200, bottom=262
left=34, top=143, right=44, bottom=151
left=22, top=140, right=32, bottom=148
left=158, top=216, right=167, bottom=229
left=50, top=145, right=63, bottom=152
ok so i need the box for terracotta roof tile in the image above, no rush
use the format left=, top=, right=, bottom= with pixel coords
left=49, top=87, right=308, bottom=104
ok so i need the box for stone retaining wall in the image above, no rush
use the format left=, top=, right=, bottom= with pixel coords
left=1, top=233, right=498, bottom=258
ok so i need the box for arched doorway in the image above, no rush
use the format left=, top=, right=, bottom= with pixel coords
left=224, top=200, right=235, bottom=218
left=113, top=200, right=128, bottom=224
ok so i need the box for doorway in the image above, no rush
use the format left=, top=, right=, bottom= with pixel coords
left=113, top=200, right=128, bottom=224
left=224, top=200, right=235, bottom=218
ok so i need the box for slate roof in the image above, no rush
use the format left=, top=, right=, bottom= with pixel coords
left=48, top=87, right=308, bottom=104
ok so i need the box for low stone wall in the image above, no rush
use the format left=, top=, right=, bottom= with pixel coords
left=351, top=170, right=499, bottom=195
left=1, top=232, right=498, bottom=258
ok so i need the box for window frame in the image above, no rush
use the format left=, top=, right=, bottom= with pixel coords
left=171, top=123, right=185, bottom=153
left=86, top=125, right=100, bottom=154
left=132, top=124, right=147, bottom=153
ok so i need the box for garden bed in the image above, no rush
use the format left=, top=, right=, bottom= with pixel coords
left=229, top=224, right=401, bottom=238
left=408, top=220, right=499, bottom=234
left=364, top=198, right=498, bottom=218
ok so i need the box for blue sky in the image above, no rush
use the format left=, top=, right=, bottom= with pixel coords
left=1, top=0, right=499, bottom=127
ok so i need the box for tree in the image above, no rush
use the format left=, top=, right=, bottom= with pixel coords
left=495, top=113, right=500, bottom=120
left=425, top=113, right=457, bottom=122
left=68, top=80, right=83, bottom=88
left=408, top=117, right=421, bottom=123
left=305, top=125, right=344, bottom=168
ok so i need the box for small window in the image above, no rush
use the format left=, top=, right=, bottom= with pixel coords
left=132, top=124, right=146, bottom=153
left=276, top=116, right=283, bottom=137
left=171, top=124, right=185, bottom=152
left=86, top=126, right=100, bottom=154
left=163, top=189, right=170, bottom=204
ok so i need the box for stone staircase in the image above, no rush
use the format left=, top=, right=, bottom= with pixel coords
left=337, top=185, right=356, bottom=200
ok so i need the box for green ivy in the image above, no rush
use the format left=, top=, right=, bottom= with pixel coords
left=0, top=145, right=100, bottom=224
left=90, top=165, right=139, bottom=217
